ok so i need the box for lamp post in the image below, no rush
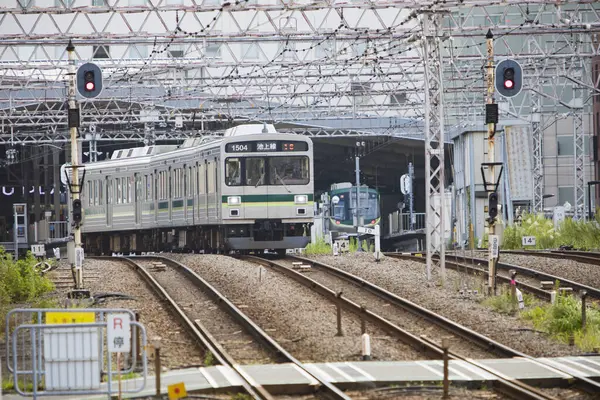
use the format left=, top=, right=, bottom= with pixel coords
left=355, top=141, right=366, bottom=252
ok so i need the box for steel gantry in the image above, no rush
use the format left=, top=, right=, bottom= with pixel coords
left=1, top=0, right=600, bottom=247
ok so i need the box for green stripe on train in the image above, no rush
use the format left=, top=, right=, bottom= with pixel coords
left=220, top=194, right=313, bottom=203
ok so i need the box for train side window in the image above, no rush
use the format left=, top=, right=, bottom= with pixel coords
left=107, top=179, right=112, bottom=204
left=126, top=177, right=131, bottom=203
left=225, top=158, right=241, bottom=186
left=94, top=180, right=98, bottom=205
left=116, top=178, right=122, bottom=204
left=99, top=181, right=103, bottom=205
left=88, top=182, right=93, bottom=206
left=198, top=163, right=205, bottom=194
left=208, top=161, right=215, bottom=193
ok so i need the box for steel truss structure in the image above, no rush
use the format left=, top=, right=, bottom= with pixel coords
left=0, top=1, right=599, bottom=223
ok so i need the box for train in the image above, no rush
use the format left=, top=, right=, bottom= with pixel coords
left=75, top=124, right=314, bottom=254
left=327, top=182, right=380, bottom=237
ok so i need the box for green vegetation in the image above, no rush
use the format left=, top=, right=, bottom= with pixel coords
left=303, top=237, right=331, bottom=255
left=230, top=393, right=253, bottom=400
left=522, top=292, right=600, bottom=351
left=203, top=351, right=215, bottom=366
left=0, top=249, right=55, bottom=304
left=502, top=212, right=600, bottom=250
left=482, top=287, right=537, bottom=314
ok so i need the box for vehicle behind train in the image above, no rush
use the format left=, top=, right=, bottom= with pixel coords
left=327, top=182, right=380, bottom=236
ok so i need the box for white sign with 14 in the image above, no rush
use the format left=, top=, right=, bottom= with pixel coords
left=488, top=235, right=499, bottom=259
left=522, top=236, right=536, bottom=246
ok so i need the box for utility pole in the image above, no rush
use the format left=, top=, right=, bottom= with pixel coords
left=408, top=162, right=414, bottom=231
left=67, top=40, right=83, bottom=290
left=421, top=12, right=446, bottom=284
left=485, top=30, right=497, bottom=295
left=355, top=154, right=362, bottom=252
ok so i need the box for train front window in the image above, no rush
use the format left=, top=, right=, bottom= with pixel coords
left=268, top=156, right=309, bottom=186
left=225, top=158, right=242, bottom=186
left=246, top=157, right=265, bottom=186
left=332, top=198, right=346, bottom=220
left=364, top=196, right=379, bottom=220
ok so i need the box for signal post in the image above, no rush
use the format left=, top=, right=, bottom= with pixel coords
left=485, top=31, right=522, bottom=295
left=67, top=41, right=103, bottom=291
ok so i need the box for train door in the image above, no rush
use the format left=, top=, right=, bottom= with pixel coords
left=168, top=167, right=173, bottom=221
left=183, top=165, right=188, bottom=222
left=214, top=157, right=220, bottom=220
left=204, top=159, right=209, bottom=222
left=106, top=176, right=112, bottom=227
left=154, top=170, right=158, bottom=223
left=134, top=173, right=141, bottom=225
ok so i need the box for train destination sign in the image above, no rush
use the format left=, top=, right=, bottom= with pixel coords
left=225, top=140, right=308, bottom=153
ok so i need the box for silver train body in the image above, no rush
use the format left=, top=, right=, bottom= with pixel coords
left=77, top=124, right=314, bottom=254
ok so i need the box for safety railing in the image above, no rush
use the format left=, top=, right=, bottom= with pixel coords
left=6, top=308, right=147, bottom=398
left=388, top=211, right=426, bottom=236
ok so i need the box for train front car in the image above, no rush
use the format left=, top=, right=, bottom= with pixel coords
left=329, top=183, right=380, bottom=235
left=220, top=125, right=314, bottom=253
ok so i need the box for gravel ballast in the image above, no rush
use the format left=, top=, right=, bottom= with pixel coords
left=75, top=258, right=205, bottom=370
left=167, top=254, right=421, bottom=363
left=308, top=253, right=580, bottom=357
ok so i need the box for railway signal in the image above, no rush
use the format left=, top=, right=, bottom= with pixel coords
left=73, top=199, right=82, bottom=224
left=495, top=59, right=522, bottom=98
left=77, top=62, right=103, bottom=99
left=488, top=192, right=498, bottom=223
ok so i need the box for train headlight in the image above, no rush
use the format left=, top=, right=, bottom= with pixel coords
left=294, top=195, right=308, bottom=204
left=227, top=196, right=241, bottom=205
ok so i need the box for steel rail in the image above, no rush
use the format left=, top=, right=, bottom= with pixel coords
left=112, top=256, right=272, bottom=400
left=385, top=253, right=551, bottom=301
left=245, top=255, right=559, bottom=400
left=139, top=256, right=351, bottom=400
left=290, top=255, right=527, bottom=357
left=442, top=254, right=600, bottom=300
left=385, top=253, right=600, bottom=394
left=502, top=250, right=600, bottom=267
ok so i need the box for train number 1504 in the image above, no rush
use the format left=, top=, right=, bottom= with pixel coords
left=230, top=144, right=249, bottom=152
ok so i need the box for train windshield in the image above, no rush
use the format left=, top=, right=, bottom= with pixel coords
left=269, top=157, right=309, bottom=186
left=225, top=156, right=309, bottom=186
left=350, top=190, right=379, bottom=221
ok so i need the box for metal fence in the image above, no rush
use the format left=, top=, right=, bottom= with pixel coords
left=5, top=308, right=147, bottom=398
left=388, top=211, right=426, bottom=236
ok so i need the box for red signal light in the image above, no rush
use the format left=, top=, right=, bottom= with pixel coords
left=85, top=82, right=95, bottom=91
left=504, top=79, right=514, bottom=89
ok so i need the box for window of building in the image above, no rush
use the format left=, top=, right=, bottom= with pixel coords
left=203, top=0, right=220, bottom=5
left=315, top=40, right=334, bottom=59
left=92, top=0, right=107, bottom=6
left=55, top=0, right=74, bottom=7
left=93, top=45, right=110, bottom=59
left=244, top=43, right=260, bottom=60
left=558, top=186, right=574, bottom=206
left=18, top=0, right=34, bottom=8
left=165, top=0, right=184, bottom=4
left=168, top=45, right=184, bottom=58
left=129, top=0, right=147, bottom=5
left=205, top=43, right=222, bottom=59
left=557, top=136, right=574, bottom=156
left=129, top=45, right=148, bottom=59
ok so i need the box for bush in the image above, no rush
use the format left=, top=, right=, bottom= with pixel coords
left=522, top=292, right=600, bottom=351
left=502, top=213, right=559, bottom=249
left=304, top=238, right=331, bottom=255
left=0, top=249, right=55, bottom=305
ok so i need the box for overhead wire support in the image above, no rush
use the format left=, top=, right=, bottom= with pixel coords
left=421, top=11, right=446, bottom=284
left=485, top=30, right=497, bottom=296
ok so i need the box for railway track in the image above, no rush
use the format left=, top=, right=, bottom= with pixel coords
left=441, top=253, right=600, bottom=300
left=386, top=253, right=552, bottom=301
left=117, top=256, right=350, bottom=400
left=242, top=255, right=572, bottom=400
left=503, top=250, right=600, bottom=266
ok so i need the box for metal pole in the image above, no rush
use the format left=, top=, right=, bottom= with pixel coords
left=355, top=156, right=362, bottom=252
left=486, top=30, right=497, bottom=296
left=67, top=40, right=83, bottom=289
left=409, top=162, right=414, bottom=231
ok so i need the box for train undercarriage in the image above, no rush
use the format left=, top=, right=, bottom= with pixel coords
left=83, top=221, right=310, bottom=255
